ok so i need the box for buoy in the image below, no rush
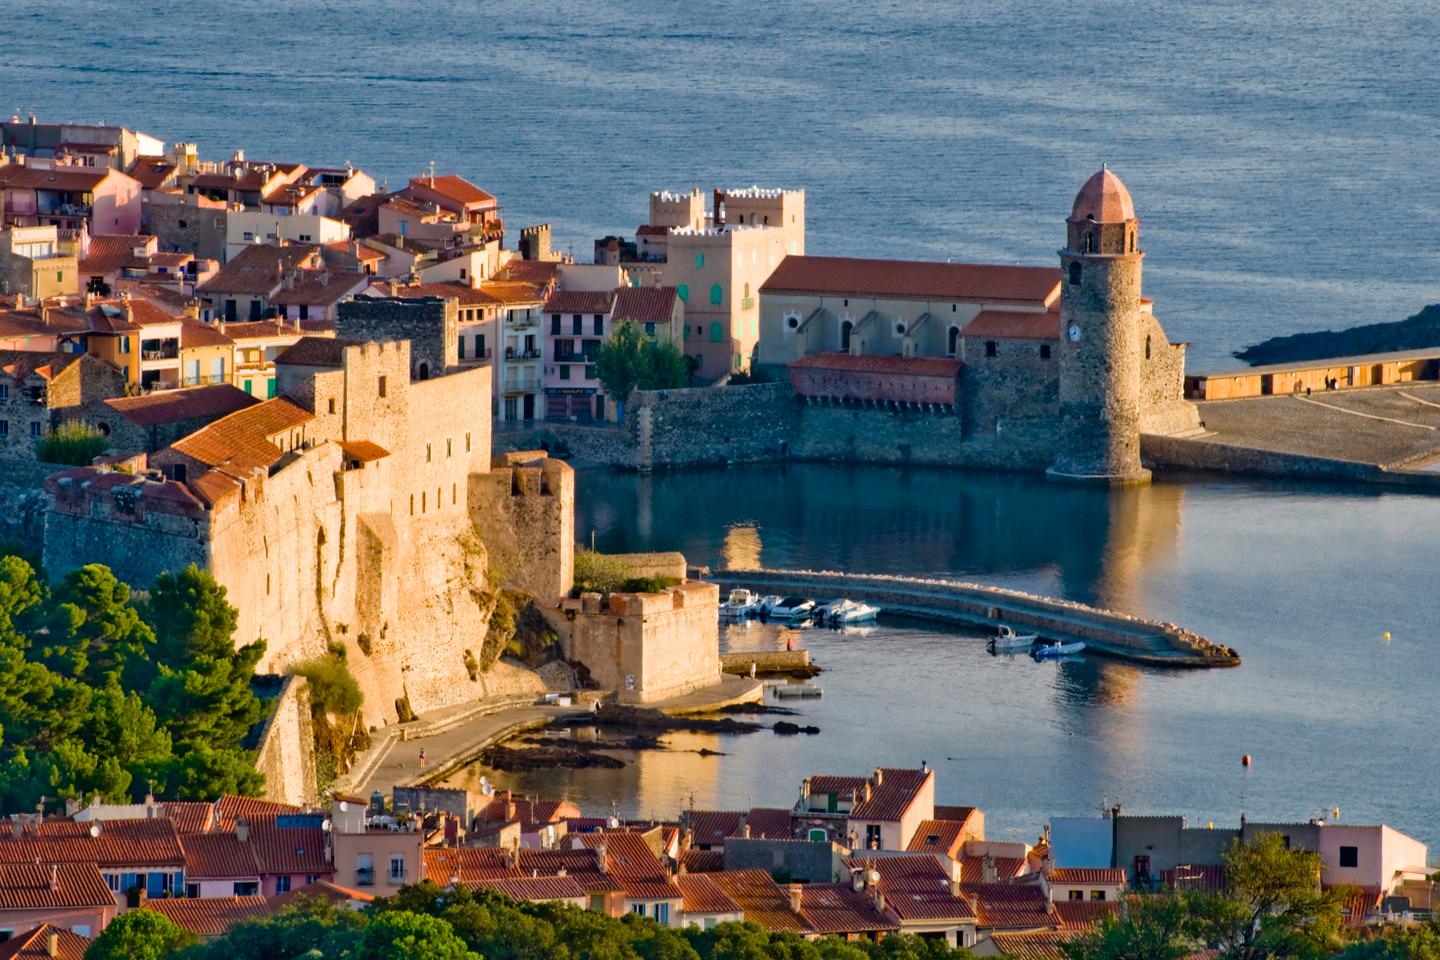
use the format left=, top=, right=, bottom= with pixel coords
left=1242, top=754, right=1252, bottom=768
left=1383, top=631, right=1391, bottom=643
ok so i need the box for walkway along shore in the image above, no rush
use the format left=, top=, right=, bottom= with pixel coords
left=705, top=567, right=1239, bottom=668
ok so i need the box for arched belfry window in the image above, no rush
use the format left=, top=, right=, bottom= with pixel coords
left=947, top=327, right=959, bottom=356
left=841, top=320, right=853, bottom=351
left=1084, top=232, right=1095, bottom=253
left=1068, top=262, right=1082, bottom=286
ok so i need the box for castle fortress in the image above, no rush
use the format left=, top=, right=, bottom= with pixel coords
left=756, top=168, right=1200, bottom=483
left=42, top=295, right=584, bottom=721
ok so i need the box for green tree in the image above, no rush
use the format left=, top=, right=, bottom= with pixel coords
left=83, top=907, right=196, bottom=960
left=1334, top=920, right=1440, bottom=959
left=637, top=339, right=689, bottom=391
left=35, top=419, right=110, bottom=466
left=0, top=554, right=45, bottom=646
left=41, top=564, right=156, bottom=688
left=356, top=910, right=481, bottom=960
left=594, top=321, right=649, bottom=404
left=183, top=896, right=364, bottom=960
left=163, top=740, right=264, bottom=801
left=1060, top=894, right=1195, bottom=960
left=1189, top=833, right=1346, bottom=960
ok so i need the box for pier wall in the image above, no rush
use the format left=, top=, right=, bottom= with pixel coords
left=1142, top=434, right=1440, bottom=488
left=707, top=568, right=1238, bottom=668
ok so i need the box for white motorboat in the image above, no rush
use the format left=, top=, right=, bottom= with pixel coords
left=756, top=595, right=783, bottom=615
left=988, top=624, right=1038, bottom=651
left=1032, top=640, right=1086, bottom=659
left=766, top=596, right=815, bottom=620
left=819, top=598, right=881, bottom=624
left=720, top=589, right=761, bottom=618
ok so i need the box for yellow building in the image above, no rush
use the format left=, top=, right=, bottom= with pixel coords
left=221, top=319, right=313, bottom=398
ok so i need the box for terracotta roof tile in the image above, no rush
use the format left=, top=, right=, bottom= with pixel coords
left=410, top=174, right=495, bottom=207
left=159, top=802, right=216, bottom=835
left=0, top=818, right=183, bottom=868
left=744, top=808, right=795, bottom=841
left=274, top=335, right=357, bottom=367
left=180, top=832, right=260, bottom=879
left=337, top=439, right=389, bottom=463
left=800, top=883, right=900, bottom=934
left=543, top=290, right=614, bottom=315
left=200, top=244, right=318, bottom=297
left=497, top=260, right=560, bottom=284
left=963, top=310, right=1060, bottom=341
left=79, top=234, right=154, bottom=275
left=612, top=286, right=678, bottom=324
left=935, top=805, right=978, bottom=822
left=790, top=352, right=962, bottom=378
left=220, top=319, right=301, bottom=341
left=849, top=768, right=932, bottom=822
left=0, top=863, right=114, bottom=910
left=244, top=815, right=331, bottom=876
left=688, top=810, right=745, bottom=845
left=475, top=280, right=548, bottom=306
left=475, top=795, right=578, bottom=825
left=677, top=873, right=742, bottom=914
left=169, top=397, right=312, bottom=472
left=366, top=279, right=493, bottom=307
left=761, top=255, right=1061, bottom=305
left=270, top=879, right=374, bottom=909
left=1053, top=899, right=1121, bottom=930
left=807, top=775, right=869, bottom=797
left=960, top=855, right=1027, bottom=885
left=0, top=349, right=84, bottom=383
left=966, top=883, right=1056, bottom=930
left=987, top=931, right=1073, bottom=959
left=270, top=271, right=368, bottom=307
left=143, top=896, right=273, bottom=937
left=105, top=384, right=258, bottom=427
left=126, top=158, right=177, bottom=191
left=679, top=849, right=724, bottom=873
left=472, top=876, right=588, bottom=903
left=0, top=925, right=90, bottom=960
left=1049, top=867, right=1126, bottom=886
left=1161, top=864, right=1226, bottom=893
left=180, top=319, right=233, bottom=349
left=707, top=870, right=808, bottom=933
left=0, top=165, right=116, bottom=192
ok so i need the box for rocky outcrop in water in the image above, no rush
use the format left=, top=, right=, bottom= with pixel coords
left=1235, top=304, right=1440, bottom=365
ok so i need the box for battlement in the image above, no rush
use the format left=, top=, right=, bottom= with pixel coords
left=720, top=185, right=802, bottom=200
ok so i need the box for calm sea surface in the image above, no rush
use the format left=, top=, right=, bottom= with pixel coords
left=8, top=2, right=1439, bottom=842
left=452, top=465, right=1440, bottom=848
left=6, top=0, right=1440, bottom=367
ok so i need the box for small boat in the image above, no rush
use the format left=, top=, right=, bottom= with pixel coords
left=818, top=598, right=881, bottom=624
left=756, top=595, right=784, bottom=615
left=1032, top=640, right=1086, bottom=659
left=766, top=597, right=816, bottom=620
left=988, top=625, right=1038, bottom=652
left=720, top=589, right=761, bottom=618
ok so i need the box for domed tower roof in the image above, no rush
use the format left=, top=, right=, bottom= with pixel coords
left=1070, top=166, right=1135, bottom=223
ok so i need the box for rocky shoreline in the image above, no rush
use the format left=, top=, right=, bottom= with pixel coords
left=1235, top=303, right=1440, bottom=366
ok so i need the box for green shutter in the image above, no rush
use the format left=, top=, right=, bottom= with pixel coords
left=677, top=283, right=688, bottom=303
left=709, top=322, right=723, bottom=343
left=709, top=283, right=723, bottom=305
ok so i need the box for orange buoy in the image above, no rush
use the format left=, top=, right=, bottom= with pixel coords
left=1242, top=754, right=1253, bottom=768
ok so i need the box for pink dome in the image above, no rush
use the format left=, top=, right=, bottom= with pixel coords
left=1070, top=167, right=1135, bottom=222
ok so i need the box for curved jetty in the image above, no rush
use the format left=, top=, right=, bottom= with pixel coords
left=706, top=568, right=1238, bottom=668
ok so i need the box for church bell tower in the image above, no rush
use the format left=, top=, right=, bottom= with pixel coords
left=1047, top=166, right=1151, bottom=486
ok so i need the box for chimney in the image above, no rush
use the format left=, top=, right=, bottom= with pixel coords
left=236, top=816, right=250, bottom=843
left=742, top=823, right=751, bottom=839
left=49, top=863, right=58, bottom=890
left=874, top=768, right=884, bottom=787
left=788, top=882, right=803, bottom=914
left=47, top=931, right=58, bottom=958
left=11, top=820, right=22, bottom=840
left=863, top=783, right=872, bottom=803
left=800, top=778, right=811, bottom=800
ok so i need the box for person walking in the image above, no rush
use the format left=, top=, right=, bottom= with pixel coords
left=418, top=747, right=427, bottom=768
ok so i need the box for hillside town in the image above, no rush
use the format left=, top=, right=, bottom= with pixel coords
left=2, top=118, right=1439, bottom=959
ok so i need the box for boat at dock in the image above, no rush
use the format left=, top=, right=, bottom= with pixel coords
left=814, top=598, right=881, bottom=625
left=772, top=684, right=823, bottom=698
left=765, top=597, right=816, bottom=620
left=1032, top=639, right=1086, bottom=659
left=720, top=588, right=762, bottom=618
left=988, top=624, right=1037, bottom=652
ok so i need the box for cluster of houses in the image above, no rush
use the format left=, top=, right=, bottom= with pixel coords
left=0, top=764, right=1431, bottom=959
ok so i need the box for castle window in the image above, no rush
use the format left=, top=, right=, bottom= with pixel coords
left=709, top=283, right=723, bottom=306
left=947, top=327, right=959, bottom=356
left=1145, top=335, right=1152, bottom=360
left=452, top=483, right=457, bottom=505
left=418, top=362, right=430, bottom=381
left=985, top=341, right=997, bottom=357
left=446, top=438, right=452, bottom=458
left=1040, top=344, right=1052, bottom=359
left=328, top=398, right=336, bottom=414
left=426, top=443, right=432, bottom=463
left=677, top=283, right=688, bottom=303
left=378, top=375, right=387, bottom=398
left=465, top=431, right=471, bottom=452
left=409, top=494, right=414, bottom=515
left=422, top=491, right=427, bottom=512
left=840, top=320, right=853, bottom=351
left=695, top=252, right=704, bottom=268
left=1068, top=263, right=1082, bottom=286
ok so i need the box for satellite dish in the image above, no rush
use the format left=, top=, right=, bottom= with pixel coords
left=88, top=824, right=100, bottom=839
left=338, top=801, right=348, bottom=813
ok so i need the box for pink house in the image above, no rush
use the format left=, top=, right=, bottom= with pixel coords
left=1317, top=823, right=1429, bottom=898
left=0, top=160, right=142, bottom=235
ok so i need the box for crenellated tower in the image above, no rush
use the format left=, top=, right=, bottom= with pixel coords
left=1047, top=166, right=1152, bottom=486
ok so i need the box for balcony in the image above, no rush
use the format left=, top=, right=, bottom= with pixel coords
left=140, top=339, right=180, bottom=361
left=504, top=348, right=542, bottom=361
left=182, top=373, right=230, bottom=387
left=355, top=868, right=375, bottom=887
left=388, top=869, right=406, bottom=884
left=502, top=375, right=542, bottom=394
left=741, top=296, right=755, bottom=311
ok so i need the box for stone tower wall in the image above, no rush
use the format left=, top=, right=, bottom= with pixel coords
left=337, top=296, right=458, bottom=380
left=470, top=453, right=575, bottom=603
left=1052, top=247, right=1147, bottom=481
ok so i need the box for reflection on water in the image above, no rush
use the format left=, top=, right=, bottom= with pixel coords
left=465, top=463, right=1440, bottom=846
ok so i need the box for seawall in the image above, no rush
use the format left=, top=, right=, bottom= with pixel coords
left=1142, top=433, right=1440, bottom=489
left=706, top=568, right=1238, bottom=668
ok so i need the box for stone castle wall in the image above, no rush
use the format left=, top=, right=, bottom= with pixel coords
left=630, top=381, right=799, bottom=466
left=251, top=675, right=317, bottom=806
left=45, top=474, right=211, bottom=587
left=470, top=452, right=575, bottom=602
left=1138, top=313, right=1202, bottom=435
left=957, top=335, right=1059, bottom=437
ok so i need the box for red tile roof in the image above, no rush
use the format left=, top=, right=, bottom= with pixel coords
left=963, top=310, right=1060, bottom=341
left=497, top=260, right=560, bottom=284
left=220, top=319, right=302, bottom=341
left=849, top=768, right=932, bottom=822
left=807, top=775, right=869, bottom=798
left=960, top=855, right=1026, bottom=885
left=687, top=811, right=745, bottom=845
left=475, top=795, right=578, bottom=826
left=366, top=279, right=494, bottom=307
left=744, top=808, right=795, bottom=841
left=761, top=256, right=1061, bottom=305
left=337, top=440, right=390, bottom=463
left=160, top=802, right=217, bottom=835
left=907, top=819, right=973, bottom=855
left=0, top=818, right=183, bottom=868
left=706, top=870, right=808, bottom=933
left=679, top=849, right=724, bottom=873
left=270, top=879, right=374, bottom=909
left=966, top=883, right=1056, bottom=930
left=1049, top=867, right=1126, bottom=886
left=987, top=931, right=1073, bottom=959
left=179, top=832, right=260, bottom=879
left=0, top=165, right=115, bottom=192
left=789, top=352, right=962, bottom=379
left=846, top=854, right=977, bottom=923
left=676, top=873, right=742, bottom=914
left=1161, top=864, right=1225, bottom=893
left=410, top=174, right=495, bottom=207
left=800, top=884, right=901, bottom=934
left=270, top=271, right=368, bottom=307
left=612, top=287, right=678, bottom=324
left=199, top=244, right=318, bottom=297
left=0, top=863, right=114, bottom=910
left=106, top=384, right=258, bottom=427
left=1053, top=899, right=1121, bottom=930
left=473, top=876, right=588, bottom=903
left=543, top=290, right=614, bottom=315
left=180, top=319, right=234, bottom=349
left=143, top=896, right=273, bottom=937
left=126, top=158, right=176, bottom=191
left=635, top=224, right=670, bottom=237
left=0, top=925, right=90, bottom=960
left=79, top=234, right=154, bottom=275
left=169, top=397, right=312, bottom=472
left=244, top=816, right=331, bottom=877
left=275, top=335, right=358, bottom=367
left=0, top=349, right=85, bottom=383
left=475, top=280, right=548, bottom=306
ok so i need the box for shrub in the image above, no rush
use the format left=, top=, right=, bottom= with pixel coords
left=34, top=420, right=109, bottom=465
left=572, top=549, right=631, bottom=594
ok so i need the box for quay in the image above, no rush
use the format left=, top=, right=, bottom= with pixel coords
left=706, top=567, right=1238, bottom=668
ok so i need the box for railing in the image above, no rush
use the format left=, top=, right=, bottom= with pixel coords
left=355, top=868, right=375, bottom=887
left=502, top=376, right=542, bottom=394
left=388, top=868, right=406, bottom=884
left=142, top=349, right=180, bottom=361
left=182, top=374, right=229, bottom=387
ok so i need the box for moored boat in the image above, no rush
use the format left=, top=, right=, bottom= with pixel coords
left=820, top=598, right=881, bottom=624
left=1032, top=639, right=1086, bottom=659
left=988, top=624, right=1038, bottom=652
left=766, top=596, right=816, bottom=620
left=720, top=588, right=761, bottom=618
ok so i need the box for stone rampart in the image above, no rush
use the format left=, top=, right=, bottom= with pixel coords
left=709, top=568, right=1238, bottom=668
left=251, top=674, right=317, bottom=807
left=630, top=381, right=798, bottom=468
left=470, top=453, right=575, bottom=601
left=1141, top=433, right=1440, bottom=489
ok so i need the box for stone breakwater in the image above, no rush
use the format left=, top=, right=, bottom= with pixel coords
left=705, top=568, right=1238, bottom=668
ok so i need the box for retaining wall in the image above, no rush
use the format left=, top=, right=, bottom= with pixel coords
left=719, top=650, right=811, bottom=674
left=1142, top=434, right=1440, bottom=489
left=252, top=675, right=318, bottom=806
